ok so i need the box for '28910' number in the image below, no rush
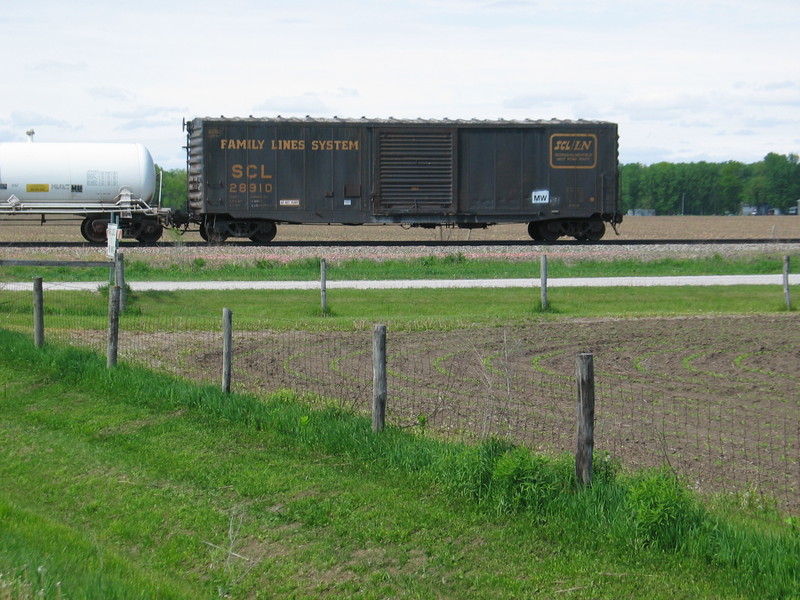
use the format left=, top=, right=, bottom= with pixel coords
left=229, top=183, right=273, bottom=194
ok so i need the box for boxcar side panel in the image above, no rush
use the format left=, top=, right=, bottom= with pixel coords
left=186, top=117, right=620, bottom=239
left=458, top=128, right=549, bottom=214
left=200, top=121, right=367, bottom=223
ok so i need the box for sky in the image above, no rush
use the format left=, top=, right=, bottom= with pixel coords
left=2, top=0, right=798, bottom=170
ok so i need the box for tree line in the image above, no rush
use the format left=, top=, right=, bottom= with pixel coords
left=620, top=153, right=800, bottom=215
left=157, top=152, right=800, bottom=216
left=157, top=168, right=188, bottom=210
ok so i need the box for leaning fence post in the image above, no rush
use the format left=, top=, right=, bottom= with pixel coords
left=784, top=255, right=791, bottom=310
left=540, top=254, right=548, bottom=310
left=115, top=252, right=126, bottom=313
left=33, top=277, right=44, bottom=348
left=320, top=258, right=327, bottom=313
left=575, top=353, right=595, bottom=487
left=222, top=308, right=233, bottom=393
left=107, top=285, right=120, bottom=368
left=372, top=324, right=387, bottom=432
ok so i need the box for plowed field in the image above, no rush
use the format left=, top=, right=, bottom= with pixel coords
left=146, top=313, right=798, bottom=510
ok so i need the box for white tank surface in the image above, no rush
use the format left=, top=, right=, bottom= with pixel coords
left=0, top=142, right=156, bottom=207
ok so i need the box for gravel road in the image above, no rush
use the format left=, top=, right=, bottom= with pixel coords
left=3, top=273, right=798, bottom=292
left=3, top=240, right=799, bottom=265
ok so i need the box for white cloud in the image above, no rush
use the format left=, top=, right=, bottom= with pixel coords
left=253, top=94, right=332, bottom=116
left=0, top=0, right=797, bottom=167
left=108, top=106, right=186, bottom=120
left=503, top=92, right=590, bottom=110
left=9, top=111, right=74, bottom=131
left=28, top=60, right=87, bottom=73
left=89, top=88, right=137, bottom=102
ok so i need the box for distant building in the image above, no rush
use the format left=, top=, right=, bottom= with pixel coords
left=742, top=204, right=769, bottom=215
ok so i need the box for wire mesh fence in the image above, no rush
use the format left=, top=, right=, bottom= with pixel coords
left=596, top=379, right=799, bottom=509
left=1, top=285, right=797, bottom=513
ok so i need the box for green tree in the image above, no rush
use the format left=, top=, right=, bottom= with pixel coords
left=641, top=162, right=681, bottom=214
left=619, top=154, right=800, bottom=215
left=743, top=174, right=770, bottom=208
left=718, top=161, right=745, bottom=214
left=155, top=166, right=188, bottom=210
left=619, top=163, right=644, bottom=213
left=760, top=153, right=800, bottom=211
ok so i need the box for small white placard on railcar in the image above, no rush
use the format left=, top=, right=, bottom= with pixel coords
left=531, top=190, right=550, bottom=204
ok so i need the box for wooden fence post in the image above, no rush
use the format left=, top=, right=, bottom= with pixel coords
left=575, top=353, right=595, bottom=487
left=222, top=308, right=233, bottom=393
left=540, top=254, right=548, bottom=310
left=107, top=285, right=120, bottom=368
left=115, top=252, right=126, bottom=313
left=33, top=277, right=44, bottom=348
left=320, top=258, right=327, bottom=313
left=372, top=324, right=387, bottom=432
left=784, top=255, right=791, bottom=311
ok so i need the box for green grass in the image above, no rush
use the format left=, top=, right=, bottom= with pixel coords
left=0, top=284, right=795, bottom=334
left=1, top=330, right=799, bottom=599
left=1, top=253, right=797, bottom=282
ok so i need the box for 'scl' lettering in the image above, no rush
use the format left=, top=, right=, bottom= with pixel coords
left=231, top=164, right=272, bottom=179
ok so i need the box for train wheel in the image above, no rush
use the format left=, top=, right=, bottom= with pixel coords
left=249, top=222, right=277, bottom=243
left=80, top=216, right=108, bottom=244
left=207, top=229, right=229, bottom=243
left=585, top=220, right=606, bottom=241
left=527, top=222, right=544, bottom=241
left=135, top=220, right=163, bottom=244
left=537, top=221, right=561, bottom=242
left=199, top=221, right=229, bottom=243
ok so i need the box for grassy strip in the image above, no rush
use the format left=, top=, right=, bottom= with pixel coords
left=0, top=285, right=796, bottom=332
left=0, top=500, right=190, bottom=599
left=1, top=253, right=797, bottom=282
left=1, top=330, right=798, bottom=599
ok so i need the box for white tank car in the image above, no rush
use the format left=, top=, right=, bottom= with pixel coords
left=0, top=142, right=166, bottom=243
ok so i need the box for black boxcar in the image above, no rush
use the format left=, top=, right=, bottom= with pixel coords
left=184, top=116, right=621, bottom=242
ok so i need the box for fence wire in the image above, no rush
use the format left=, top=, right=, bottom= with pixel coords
left=1, top=289, right=797, bottom=513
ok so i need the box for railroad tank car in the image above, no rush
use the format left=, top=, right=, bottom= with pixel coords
left=184, top=116, right=622, bottom=242
left=0, top=142, right=165, bottom=243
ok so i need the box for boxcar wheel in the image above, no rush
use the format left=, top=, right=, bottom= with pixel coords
left=135, top=219, right=163, bottom=244
left=537, top=221, right=561, bottom=242
left=200, top=221, right=229, bottom=243
left=249, top=221, right=277, bottom=243
left=585, top=220, right=606, bottom=241
left=527, top=222, right=544, bottom=241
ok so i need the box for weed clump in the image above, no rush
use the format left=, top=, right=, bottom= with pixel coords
left=626, top=468, right=704, bottom=550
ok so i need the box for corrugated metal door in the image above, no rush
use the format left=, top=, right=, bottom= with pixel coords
left=373, top=128, right=456, bottom=214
